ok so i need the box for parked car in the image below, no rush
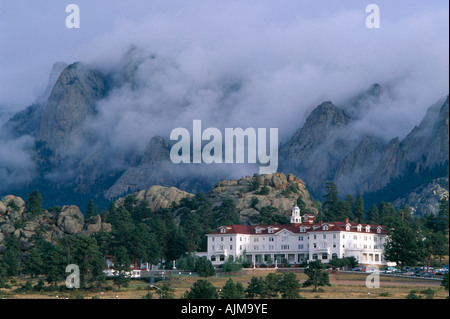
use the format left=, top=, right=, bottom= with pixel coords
left=384, top=267, right=397, bottom=274
left=421, top=272, right=435, bottom=278
left=352, top=266, right=365, bottom=272
left=434, top=268, right=448, bottom=276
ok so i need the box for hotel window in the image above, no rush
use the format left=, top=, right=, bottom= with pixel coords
left=240, top=237, right=242, bottom=241
left=321, top=242, right=327, bottom=248
left=230, top=245, right=233, bottom=250
left=323, top=234, right=326, bottom=239
left=230, top=237, right=233, bottom=241
left=269, top=245, right=274, bottom=250
left=313, top=235, right=317, bottom=239
left=254, top=238, right=259, bottom=242
left=333, top=234, right=336, bottom=239
left=269, top=237, right=274, bottom=242
left=298, top=236, right=303, bottom=241
left=239, top=245, right=242, bottom=250
left=333, top=243, right=336, bottom=248
left=322, top=253, right=328, bottom=260
left=282, top=236, right=289, bottom=242
left=313, top=243, right=317, bottom=248
left=281, top=245, right=289, bottom=250
left=254, top=246, right=259, bottom=250
left=312, top=253, right=318, bottom=260
left=221, top=237, right=224, bottom=241
left=298, top=244, right=304, bottom=249
left=212, top=237, right=215, bottom=242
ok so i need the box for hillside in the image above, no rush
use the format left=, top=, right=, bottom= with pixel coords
left=0, top=172, right=317, bottom=254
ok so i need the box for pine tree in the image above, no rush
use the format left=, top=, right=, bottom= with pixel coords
left=384, top=223, right=422, bottom=270
left=353, top=193, right=366, bottom=223
left=45, top=245, right=68, bottom=286
left=22, top=246, right=44, bottom=277
left=24, top=190, right=43, bottom=218
left=215, top=199, right=240, bottom=225
left=113, top=246, right=131, bottom=289
left=367, top=204, right=379, bottom=224
left=3, top=235, right=21, bottom=276
left=221, top=278, right=244, bottom=299
left=278, top=272, right=302, bottom=299
left=437, top=198, right=449, bottom=234
left=85, top=199, right=98, bottom=219
left=322, top=182, right=339, bottom=221
left=302, top=260, right=331, bottom=292
left=245, top=276, right=264, bottom=299
left=183, top=279, right=218, bottom=299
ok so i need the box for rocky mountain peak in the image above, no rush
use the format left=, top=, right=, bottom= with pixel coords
left=36, top=62, right=109, bottom=161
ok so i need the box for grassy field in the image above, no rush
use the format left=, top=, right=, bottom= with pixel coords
left=1, top=270, right=448, bottom=299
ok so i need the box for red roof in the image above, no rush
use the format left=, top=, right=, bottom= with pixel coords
left=208, top=221, right=387, bottom=235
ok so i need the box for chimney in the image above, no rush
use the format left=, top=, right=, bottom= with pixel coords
left=319, top=220, right=323, bottom=225
left=345, top=218, right=349, bottom=224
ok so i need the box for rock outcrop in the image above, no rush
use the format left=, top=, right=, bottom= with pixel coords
left=115, top=173, right=318, bottom=225
left=205, top=173, right=318, bottom=224
left=115, top=184, right=194, bottom=211
left=0, top=195, right=111, bottom=253
left=393, top=178, right=449, bottom=216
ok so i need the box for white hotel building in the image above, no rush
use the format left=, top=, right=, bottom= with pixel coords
left=206, top=205, right=390, bottom=267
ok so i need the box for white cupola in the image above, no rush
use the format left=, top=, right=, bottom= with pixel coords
left=290, top=205, right=301, bottom=224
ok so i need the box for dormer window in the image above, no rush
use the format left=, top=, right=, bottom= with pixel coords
left=377, top=226, right=382, bottom=234
left=357, top=224, right=362, bottom=232
left=323, top=224, right=329, bottom=231
left=365, top=225, right=371, bottom=232
left=220, top=227, right=226, bottom=234
left=300, top=226, right=306, bottom=233
left=268, top=227, right=274, bottom=234
left=255, top=227, right=262, bottom=234
left=345, top=224, right=351, bottom=231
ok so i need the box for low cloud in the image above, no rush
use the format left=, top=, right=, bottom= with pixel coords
left=0, top=1, right=448, bottom=192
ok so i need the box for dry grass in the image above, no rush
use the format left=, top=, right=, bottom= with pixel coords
left=1, top=271, right=448, bottom=299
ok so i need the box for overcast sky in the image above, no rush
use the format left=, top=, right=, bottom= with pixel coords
left=0, top=0, right=448, bottom=138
